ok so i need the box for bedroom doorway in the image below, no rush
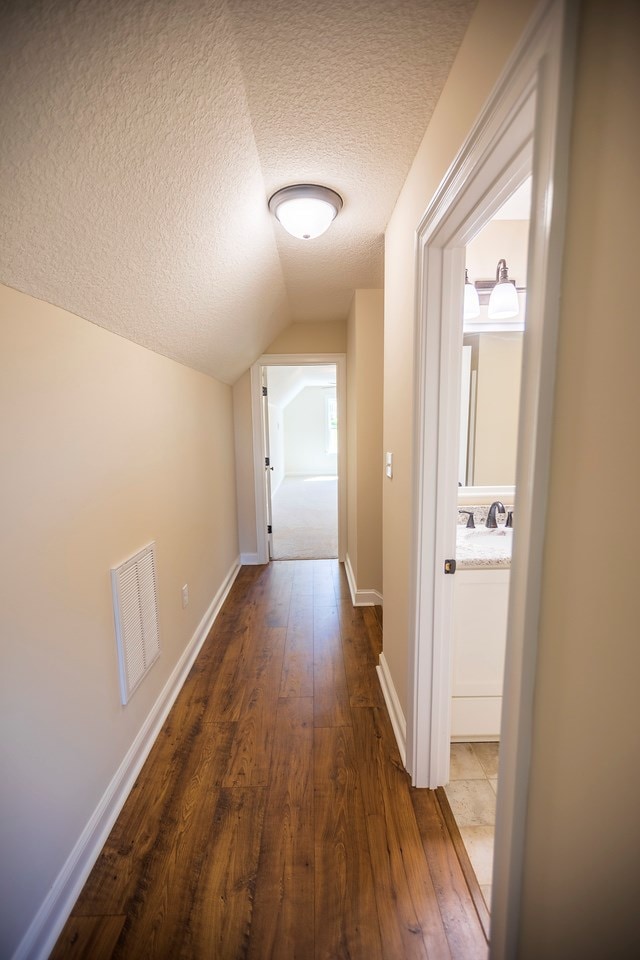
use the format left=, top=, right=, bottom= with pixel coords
left=264, top=364, right=338, bottom=560
left=250, top=353, right=347, bottom=565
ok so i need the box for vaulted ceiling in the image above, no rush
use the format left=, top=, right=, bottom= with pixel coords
left=266, top=364, right=336, bottom=410
left=0, top=0, right=476, bottom=383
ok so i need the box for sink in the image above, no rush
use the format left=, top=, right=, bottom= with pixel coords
left=458, top=526, right=512, bottom=538
left=456, top=525, right=513, bottom=565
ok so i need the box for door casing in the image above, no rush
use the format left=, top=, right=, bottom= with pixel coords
left=407, top=2, right=578, bottom=958
left=250, top=353, right=347, bottom=565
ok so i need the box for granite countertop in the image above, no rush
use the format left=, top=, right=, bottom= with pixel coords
left=456, top=526, right=512, bottom=569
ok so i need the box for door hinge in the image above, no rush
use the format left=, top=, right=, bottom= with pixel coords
left=267, top=524, right=272, bottom=534
left=262, top=385, right=268, bottom=397
left=265, top=456, right=270, bottom=467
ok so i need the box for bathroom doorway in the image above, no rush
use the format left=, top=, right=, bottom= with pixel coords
left=406, top=4, right=578, bottom=956
left=444, top=183, right=531, bottom=923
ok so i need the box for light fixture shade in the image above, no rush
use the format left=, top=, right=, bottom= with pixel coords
left=463, top=269, right=480, bottom=320
left=268, top=184, right=343, bottom=240
left=488, top=258, right=519, bottom=319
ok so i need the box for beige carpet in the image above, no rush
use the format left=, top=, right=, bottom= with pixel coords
left=271, top=475, right=338, bottom=560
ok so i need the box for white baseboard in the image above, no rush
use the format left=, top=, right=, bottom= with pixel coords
left=13, top=558, right=241, bottom=960
left=344, top=553, right=383, bottom=606
left=240, top=552, right=261, bottom=565
left=376, top=653, right=407, bottom=768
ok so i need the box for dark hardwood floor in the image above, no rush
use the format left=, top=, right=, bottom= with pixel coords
left=52, top=560, right=488, bottom=959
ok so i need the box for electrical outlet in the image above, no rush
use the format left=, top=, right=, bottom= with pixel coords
left=181, top=584, right=189, bottom=608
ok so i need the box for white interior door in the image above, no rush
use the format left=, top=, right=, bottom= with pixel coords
left=261, top=368, right=274, bottom=560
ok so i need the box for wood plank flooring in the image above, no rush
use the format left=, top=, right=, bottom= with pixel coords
left=52, top=560, right=488, bottom=960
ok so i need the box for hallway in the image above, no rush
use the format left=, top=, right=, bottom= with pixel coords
left=52, top=561, right=487, bottom=959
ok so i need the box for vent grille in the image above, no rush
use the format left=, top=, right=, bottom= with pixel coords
left=111, top=543, right=160, bottom=704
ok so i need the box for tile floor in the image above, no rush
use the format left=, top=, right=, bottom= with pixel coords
left=445, top=741, right=499, bottom=910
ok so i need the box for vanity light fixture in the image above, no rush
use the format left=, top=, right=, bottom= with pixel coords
left=487, top=258, right=520, bottom=319
left=463, top=268, right=481, bottom=320
left=268, top=184, right=343, bottom=240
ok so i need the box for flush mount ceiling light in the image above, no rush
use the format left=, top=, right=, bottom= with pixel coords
left=487, top=258, right=520, bottom=319
left=268, top=184, right=343, bottom=240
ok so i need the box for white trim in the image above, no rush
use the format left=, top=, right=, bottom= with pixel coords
left=493, top=9, right=579, bottom=958
left=251, top=354, right=347, bottom=565
left=13, top=559, right=241, bottom=960
left=376, top=653, right=406, bottom=767
left=407, top=2, right=578, bottom=958
left=251, top=362, right=268, bottom=564
left=344, top=553, right=357, bottom=602
left=240, top=552, right=261, bottom=566
left=344, top=553, right=383, bottom=607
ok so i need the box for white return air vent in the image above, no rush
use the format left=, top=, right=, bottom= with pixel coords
left=111, top=542, right=160, bottom=705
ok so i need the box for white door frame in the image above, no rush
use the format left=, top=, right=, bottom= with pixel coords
left=407, top=2, right=578, bottom=957
left=250, top=353, right=347, bottom=565
left=261, top=366, right=275, bottom=559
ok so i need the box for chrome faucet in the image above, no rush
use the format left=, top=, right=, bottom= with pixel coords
left=486, top=501, right=506, bottom=528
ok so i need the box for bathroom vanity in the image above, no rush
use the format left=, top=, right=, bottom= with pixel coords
left=452, top=525, right=511, bottom=740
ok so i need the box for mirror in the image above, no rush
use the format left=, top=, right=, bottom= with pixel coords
left=460, top=330, right=523, bottom=487
left=458, top=178, right=530, bottom=501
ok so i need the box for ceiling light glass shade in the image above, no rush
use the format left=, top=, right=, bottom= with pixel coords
left=488, top=258, right=520, bottom=319
left=268, top=184, right=343, bottom=240
left=463, top=269, right=480, bottom=320
left=274, top=197, right=335, bottom=239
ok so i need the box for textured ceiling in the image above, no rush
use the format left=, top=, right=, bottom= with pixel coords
left=0, top=0, right=476, bottom=383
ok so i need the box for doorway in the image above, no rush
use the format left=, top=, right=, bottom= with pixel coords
left=407, top=3, right=577, bottom=957
left=250, top=353, right=347, bottom=566
left=264, top=364, right=338, bottom=560
left=444, top=179, right=531, bottom=921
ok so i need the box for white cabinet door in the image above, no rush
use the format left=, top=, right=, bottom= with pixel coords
left=451, top=568, right=509, bottom=739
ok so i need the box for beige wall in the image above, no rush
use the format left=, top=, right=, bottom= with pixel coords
left=519, top=3, right=640, bottom=956
left=346, top=290, right=384, bottom=594
left=233, top=320, right=346, bottom=559
left=383, top=0, right=537, bottom=710
left=464, top=217, right=528, bottom=486
left=347, top=297, right=358, bottom=577
left=0, top=285, right=239, bottom=957
left=232, top=368, right=258, bottom=560
left=265, top=318, right=346, bottom=355
left=466, top=219, right=530, bottom=284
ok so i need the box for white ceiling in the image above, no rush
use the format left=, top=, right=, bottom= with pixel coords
left=0, top=0, right=476, bottom=384
left=267, top=364, right=336, bottom=410
left=492, top=177, right=532, bottom=220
